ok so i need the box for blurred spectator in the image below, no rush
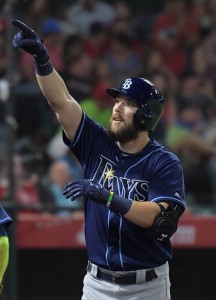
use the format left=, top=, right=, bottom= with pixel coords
left=0, top=154, right=54, bottom=212
left=104, top=32, right=142, bottom=86
left=23, top=0, right=52, bottom=30
left=80, top=83, right=113, bottom=128
left=150, top=70, right=177, bottom=125
left=84, top=21, right=111, bottom=59
left=61, top=52, right=94, bottom=102
left=24, top=0, right=71, bottom=30
left=46, top=128, right=83, bottom=181
left=152, top=0, right=200, bottom=50
left=189, top=43, right=210, bottom=77
left=188, top=0, right=212, bottom=38
left=66, top=0, right=115, bottom=35
left=92, top=58, right=113, bottom=87
left=14, top=90, right=58, bottom=143
left=46, top=160, right=83, bottom=216
left=114, top=1, right=131, bottom=21
left=63, top=33, right=85, bottom=65
left=152, top=25, right=187, bottom=78
left=40, top=18, right=66, bottom=70
left=176, top=71, right=215, bottom=120
left=202, top=13, right=216, bottom=84
left=184, top=43, right=216, bottom=98
left=142, top=50, right=169, bottom=77
left=111, top=1, right=143, bottom=57
left=165, top=101, right=216, bottom=208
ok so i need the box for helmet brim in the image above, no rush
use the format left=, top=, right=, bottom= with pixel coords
left=106, top=88, right=125, bottom=99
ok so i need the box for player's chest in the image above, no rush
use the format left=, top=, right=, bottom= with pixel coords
left=90, top=154, right=152, bottom=201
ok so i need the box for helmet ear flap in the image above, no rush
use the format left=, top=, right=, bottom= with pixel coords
left=133, top=100, right=164, bottom=131
left=133, top=107, right=151, bottom=131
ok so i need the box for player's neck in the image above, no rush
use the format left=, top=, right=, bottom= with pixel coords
left=117, top=132, right=150, bottom=154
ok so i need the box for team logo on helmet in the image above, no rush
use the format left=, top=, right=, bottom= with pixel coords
left=122, top=78, right=133, bottom=90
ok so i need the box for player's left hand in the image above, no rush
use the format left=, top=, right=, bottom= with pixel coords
left=12, top=19, right=49, bottom=65
left=63, top=179, right=133, bottom=215
left=63, top=179, right=110, bottom=205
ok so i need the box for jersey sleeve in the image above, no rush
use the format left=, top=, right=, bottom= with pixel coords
left=62, top=112, right=109, bottom=173
left=149, top=157, right=185, bottom=208
left=0, top=205, right=12, bottom=230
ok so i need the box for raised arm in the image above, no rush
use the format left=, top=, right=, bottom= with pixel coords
left=12, top=19, right=82, bottom=140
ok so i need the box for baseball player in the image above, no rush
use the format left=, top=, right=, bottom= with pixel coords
left=12, top=19, right=185, bottom=300
left=0, top=205, right=12, bottom=296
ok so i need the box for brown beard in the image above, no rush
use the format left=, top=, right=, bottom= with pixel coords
left=107, top=121, right=139, bottom=143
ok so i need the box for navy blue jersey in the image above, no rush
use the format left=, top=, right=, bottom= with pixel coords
left=0, top=205, right=12, bottom=235
left=63, top=113, right=185, bottom=271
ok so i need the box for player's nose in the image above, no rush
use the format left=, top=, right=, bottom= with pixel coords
left=113, top=100, right=123, bottom=112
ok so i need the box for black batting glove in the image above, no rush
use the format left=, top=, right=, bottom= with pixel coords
left=63, top=179, right=133, bottom=215
left=12, top=19, right=49, bottom=65
left=63, top=179, right=110, bottom=205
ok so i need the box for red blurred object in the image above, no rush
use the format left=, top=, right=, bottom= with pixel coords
left=0, top=18, right=7, bottom=33
left=16, top=211, right=216, bottom=249
left=92, top=83, right=114, bottom=105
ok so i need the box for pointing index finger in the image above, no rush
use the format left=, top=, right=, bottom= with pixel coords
left=11, top=19, right=34, bottom=37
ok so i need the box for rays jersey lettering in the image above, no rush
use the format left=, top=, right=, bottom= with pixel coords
left=91, top=155, right=149, bottom=201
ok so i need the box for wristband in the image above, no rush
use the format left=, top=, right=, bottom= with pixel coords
left=111, top=194, right=133, bottom=215
left=34, top=59, right=53, bottom=76
left=107, top=191, right=114, bottom=207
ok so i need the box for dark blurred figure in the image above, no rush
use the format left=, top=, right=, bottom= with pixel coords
left=202, top=8, right=216, bottom=85
left=151, top=0, right=201, bottom=78
left=61, top=52, right=94, bottom=102
left=62, top=33, right=84, bottom=65
left=104, top=32, right=142, bottom=86
left=111, top=1, right=143, bottom=57
left=165, top=99, right=216, bottom=209
left=45, top=159, right=83, bottom=216
left=152, top=0, right=200, bottom=50
left=66, top=0, right=115, bottom=35
left=177, top=71, right=215, bottom=120
left=84, top=21, right=111, bottom=59
left=0, top=153, right=54, bottom=213
left=152, top=25, right=187, bottom=78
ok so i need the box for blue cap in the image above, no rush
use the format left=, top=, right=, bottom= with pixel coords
left=41, top=19, right=64, bottom=35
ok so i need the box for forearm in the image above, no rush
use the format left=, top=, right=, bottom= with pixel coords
left=36, top=70, right=74, bottom=111
left=36, top=69, right=82, bottom=139
left=63, top=180, right=169, bottom=228
left=124, top=201, right=168, bottom=228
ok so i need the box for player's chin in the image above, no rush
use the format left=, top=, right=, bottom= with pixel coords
left=111, top=120, right=125, bottom=130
